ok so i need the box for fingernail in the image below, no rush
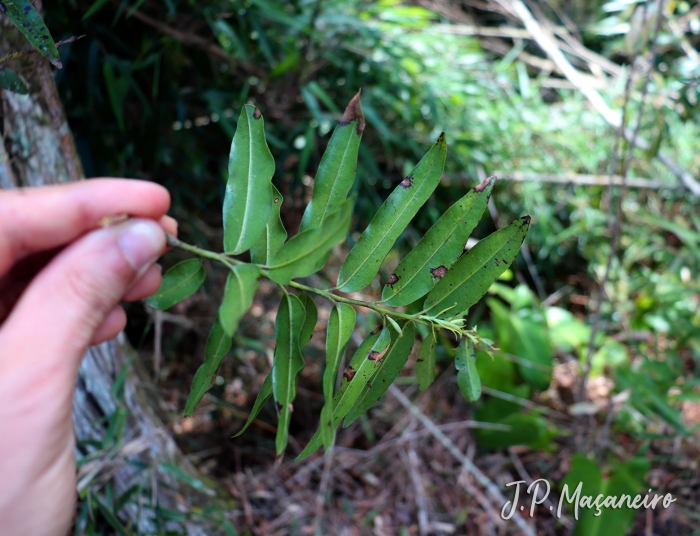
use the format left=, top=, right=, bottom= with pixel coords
left=118, top=220, right=166, bottom=270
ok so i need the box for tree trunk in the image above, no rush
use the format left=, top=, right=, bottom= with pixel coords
left=1, top=15, right=223, bottom=533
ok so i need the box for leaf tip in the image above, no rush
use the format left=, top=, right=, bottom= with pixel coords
left=253, top=107, right=262, bottom=120
left=340, top=89, right=365, bottom=136
left=436, top=132, right=446, bottom=145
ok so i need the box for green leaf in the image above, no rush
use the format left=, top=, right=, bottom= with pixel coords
left=250, top=185, right=287, bottom=264
left=382, top=177, right=494, bottom=306
left=184, top=317, right=233, bottom=416
left=298, top=292, right=318, bottom=348
left=82, top=0, right=111, bottom=21
left=423, top=216, right=530, bottom=319
left=337, top=133, right=447, bottom=292
left=223, top=105, right=275, bottom=254
left=3, top=0, right=62, bottom=68
left=233, top=372, right=272, bottom=437
left=266, top=196, right=354, bottom=284
left=455, top=339, right=481, bottom=402
left=0, top=68, right=28, bottom=94
left=321, top=303, right=356, bottom=448
left=344, top=322, right=416, bottom=425
left=272, top=292, right=306, bottom=455
left=95, top=498, right=134, bottom=536
left=299, top=91, right=364, bottom=232
left=146, top=259, right=206, bottom=310
left=416, top=331, right=436, bottom=391
left=219, top=264, right=260, bottom=336
left=296, top=330, right=381, bottom=460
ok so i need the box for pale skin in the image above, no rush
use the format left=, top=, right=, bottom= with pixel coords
left=0, top=179, right=177, bottom=536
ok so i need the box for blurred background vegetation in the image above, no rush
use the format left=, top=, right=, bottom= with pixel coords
left=29, top=0, right=700, bottom=533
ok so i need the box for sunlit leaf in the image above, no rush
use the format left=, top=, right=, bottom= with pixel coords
left=272, top=292, right=306, bottom=455
left=300, top=91, right=364, bottom=232
left=423, top=216, right=530, bottom=319
left=321, top=303, right=356, bottom=448
left=219, top=264, right=260, bottom=336
left=337, top=133, right=447, bottom=292
left=223, top=105, right=275, bottom=254
left=455, top=339, right=481, bottom=402
left=250, top=185, right=287, bottom=264
left=0, top=68, right=28, bottom=94
left=416, top=331, right=436, bottom=391
left=296, top=330, right=381, bottom=460
left=146, top=259, right=205, bottom=310
left=344, top=322, right=416, bottom=425
left=3, top=0, right=62, bottom=68
left=298, top=292, right=318, bottom=348
left=184, top=316, right=233, bottom=416
left=233, top=373, right=272, bottom=437
left=266, top=196, right=354, bottom=284
left=382, top=176, right=494, bottom=306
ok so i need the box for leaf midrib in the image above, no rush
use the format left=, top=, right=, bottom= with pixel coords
left=155, top=264, right=202, bottom=300
left=232, top=109, right=256, bottom=253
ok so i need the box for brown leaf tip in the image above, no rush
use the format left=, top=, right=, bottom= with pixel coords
left=340, top=90, right=365, bottom=136
left=343, top=366, right=356, bottom=382
left=253, top=107, right=262, bottom=120
left=400, top=175, right=414, bottom=189
left=430, top=265, right=448, bottom=279
left=475, top=175, right=496, bottom=193
left=386, top=273, right=400, bottom=287
left=436, top=132, right=446, bottom=144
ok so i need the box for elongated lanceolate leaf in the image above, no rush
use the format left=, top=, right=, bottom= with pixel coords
left=3, top=0, right=62, bottom=68
left=219, top=264, right=260, bottom=336
left=344, top=322, right=416, bottom=425
left=455, top=339, right=481, bottom=402
left=297, top=330, right=380, bottom=460
left=266, top=196, right=354, bottom=284
left=223, top=105, right=275, bottom=254
left=250, top=185, right=287, bottom=264
left=299, top=91, right=364, bottom=232
left=416, top=331, right=436, bottom=391
left=382, top=176, right=495, bottom=306
left=272, top=292, right=306, bottom=455
left=337, top=133, right=447, bottom=292
left=233, top=372, right=272, bottom=437
left=185, top=316, right=233, bottom=416
left=321, top=303, right=356, bottom=448
left=146, top=259, right=206, bottom=310
left=0, top=68, right=28, bottom=94
left=298, top=292, right=318, bottom=348
left=423, top=216, right=530, bottom=319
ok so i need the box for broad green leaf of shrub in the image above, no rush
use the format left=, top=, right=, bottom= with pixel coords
left=337, top=133, right=447, bottom=292
left=416, top=331, right=436, bottom=391
left=382, top=176, right=494, bottom=306
left=0, top=68, right=28, bottom=94
left=250, top=185, right=287, bottom=264
left=298, top=292, right=318, bottom=348
left=3, top=0, right=61, bottom=68
left=233, top=373, right=272, bottom=437
left=297, top=330, right=382, bottom=460
left=344, top=321, right=416, bottom=425
left=266, top=196, right=354, bottom=284
left=300, top=91, right=364, bottom=232
left=272, top=292, right=306, bottom=455
left=146, top=259, right=206, bottom=310
left=321, top=303, right=356, bottom=448
left=423, top=216, right=530, bottom=319
left=223, top=105, right=275, bottom=254
left=185, top=316, right=233, bottom=416
left=219, top=264, right=260, bottom=336
left=455, top=339, right=481, bottom=402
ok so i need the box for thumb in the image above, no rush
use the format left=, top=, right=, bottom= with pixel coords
left=0, top=218, right=166, bottom=382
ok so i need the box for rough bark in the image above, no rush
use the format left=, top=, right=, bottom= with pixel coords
left=1, top=14, right=223, bottom=533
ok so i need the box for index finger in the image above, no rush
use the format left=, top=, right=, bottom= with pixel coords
left=0, top=179, right=171, bottom=275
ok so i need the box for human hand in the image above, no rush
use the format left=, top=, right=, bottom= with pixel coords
left=0, top=179, right=176, bottom=536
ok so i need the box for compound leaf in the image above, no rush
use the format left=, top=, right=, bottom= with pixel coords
left=146, top=259, right=205, bottom=310
left=223, top=105, right=275, bottom=254
left=250, top=185, right=287, bottom=264
left=337, top=133, right=447, bottom=292
left=455, top=339, right=481, bottom=402
left=300, top=91, right=364, bottom=232
left=219, top=264, right=260, bottom=336
left=382, top=176, right=494, bottom=306
left=423, top=216, right=530, bottom=319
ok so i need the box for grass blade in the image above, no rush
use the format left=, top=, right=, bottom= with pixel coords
left=337, top=133, right=447, bottom=292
